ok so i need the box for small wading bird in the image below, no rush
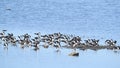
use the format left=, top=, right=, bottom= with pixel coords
left=2, top=38, right=8, bottom=49
left=0, top=30, right=7, bottom=41
left=105, top=39, right=117, bottom=46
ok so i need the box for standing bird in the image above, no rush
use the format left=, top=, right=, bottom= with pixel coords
left=32, top=38, right=40, bottom=51
left=105, top=39, right=117, bottom=46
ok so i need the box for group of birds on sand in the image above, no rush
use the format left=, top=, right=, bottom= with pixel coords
left=0, top=30, right=120, bottom=56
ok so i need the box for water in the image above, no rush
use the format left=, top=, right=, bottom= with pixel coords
left=0, top=0, right=120, bottom=68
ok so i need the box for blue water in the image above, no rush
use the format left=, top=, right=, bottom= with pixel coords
left=0, top=0, right=120, bottom=68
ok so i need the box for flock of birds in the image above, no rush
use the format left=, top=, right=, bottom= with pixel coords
left=0, top=30, right=120, bottom=56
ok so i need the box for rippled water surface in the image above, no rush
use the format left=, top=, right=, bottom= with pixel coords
left=0, top=0, right=120, bottom=68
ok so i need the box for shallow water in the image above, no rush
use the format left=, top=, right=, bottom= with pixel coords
left=0, top=0, right=120, bottom=68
